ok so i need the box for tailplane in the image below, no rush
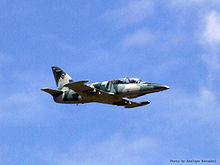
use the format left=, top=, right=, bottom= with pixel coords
left=41, top=88, right=63, bottom=96
left=51, top=66, right=73, bottom=89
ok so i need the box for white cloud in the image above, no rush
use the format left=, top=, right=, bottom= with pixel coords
left=159, top=86, right=220, bottom=125
left=202, top=53, right=220, bottom=71
left=122, top=28, right=154, bottom=47
left=203, top=11, right=220, bottom=46
left=201, top=53, right=220, bottom=82
left=37, top=134, right=161, bottom=165
left=165, top=10, right=220, bottom=125
left=197, top=11, right=220, bottom=82
left=0, top=92, right=47, bottom=124
left=195, top=87, right=216, bottom=108
left=170, top=0, right=220, bottom=7
left=0, top=70, right=61, bottom=125
left=0, top=52, right=12, bottom=67
left=191, top=87, right=219, bottom=123
left=103, top=0, right=154, bottom=26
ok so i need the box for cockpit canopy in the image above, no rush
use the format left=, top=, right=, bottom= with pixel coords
left=113, top=77, right=146, bottom=84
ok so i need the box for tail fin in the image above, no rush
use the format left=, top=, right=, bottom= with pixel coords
left=51, top=66, right=73, bottom=89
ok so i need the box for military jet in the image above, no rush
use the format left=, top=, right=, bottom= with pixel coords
left=41, top=66, right=170, bottom=108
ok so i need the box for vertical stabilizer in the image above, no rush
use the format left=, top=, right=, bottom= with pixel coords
left=51, top=66, right=73, bottom=90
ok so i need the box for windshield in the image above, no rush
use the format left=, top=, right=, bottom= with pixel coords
left=113, top=78, right=146, bottom=84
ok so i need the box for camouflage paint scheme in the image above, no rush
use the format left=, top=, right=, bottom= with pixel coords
left=41, top=66, right=170, bottom=108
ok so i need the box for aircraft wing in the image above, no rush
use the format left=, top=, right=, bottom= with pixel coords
left=64, top=81, right=150, bottom=108
left=115, top=99, right=150, bottom=108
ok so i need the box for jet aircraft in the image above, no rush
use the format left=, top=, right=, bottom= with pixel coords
left=41, top=66, right=170, bottom=108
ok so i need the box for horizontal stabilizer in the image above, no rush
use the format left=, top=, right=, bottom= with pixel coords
left=41, top=88, right=63, bottom=96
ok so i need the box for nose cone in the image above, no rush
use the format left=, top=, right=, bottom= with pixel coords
left=163, top=85, right=170, bottom=90
left=153, top=84, right=170, bottom=91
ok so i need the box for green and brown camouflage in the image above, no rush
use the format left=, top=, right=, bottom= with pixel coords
left=90, top=78, right=169, bottom=98
left=51, top=66, right=73, bottom=90
left=41, top=66, right=170, bottom=108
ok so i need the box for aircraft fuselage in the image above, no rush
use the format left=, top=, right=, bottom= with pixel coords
left=53, top=81, right=169, bottom=104
left=41, top=66, right=170, bottom=108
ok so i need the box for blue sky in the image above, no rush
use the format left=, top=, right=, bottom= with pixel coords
left=0, top=0, right=220, bottom=164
